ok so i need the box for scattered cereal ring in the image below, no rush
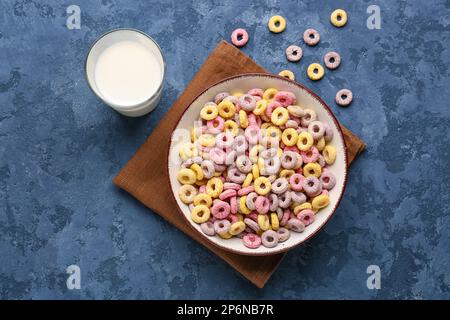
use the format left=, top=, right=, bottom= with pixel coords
left=307, top=63, right=325, bottom=81
left=278, top=69, right=295, bottom=81
left=336, top=89, right=353, bottom=106
left=323, top=145, right=337, bottom=165
left=330, top=9, right=347, bottom=27
left=285, top=45, right=303, bottom=62
left=231, top=28, right=249, bottom=47
left=268, top=15, right=286, bottom=33
left=179, top=185, right=198, bottom=204
left=303, top=28, right=320, bottom=46
left=324, top=51, right=341, bottom=70
left=191, top=205, right=211, bottom=224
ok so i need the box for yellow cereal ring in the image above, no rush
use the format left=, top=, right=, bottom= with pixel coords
left=252, top=164, right=260, bottom=179
left=177, top=168, right=197, bottom=185
left=249, top=145, right=264, bottom=163
left=213, top=171, right=222, bottom=177
left=270, top=212, right=280, bottom=231
left=297, top=131, right=314, bottom=151
left=254, top=177, right=271, bottom=195
left=190, top=163, right=204, bottom=181
left=263, top=88, right=278, bottom=100
left=260, top=113, right=271, bottom=123
left=193, top=193, right=212, bottom=207
left=264, top=126, right=282, bottom=141
left=239, top=109, right=249, bottom=128
left=303, top=162, right=322, bottom=178
left=232, top=91, right=244, bottom=98
left=279, top=169, right=295, bottom=179
left=223, top=120, right=239, bottom=136
left=330, top=9, right=347, bottom=27
left=206, top=177, right=223, bottom=198
left=258, top=214, right=271, bottom=231
left=218, top=231, right=233, bottom=239
left=178, top=185, right=197, bottom=204
left=277, top=148, right=283, bottom=158
left=307, top=63, right=325, bottom=81
left=195, top=179, right=207, bottom=186
left=200, top=104, right=218, bottom=120
left=239, top=196, right=251, bottom=214
left=316, top=137, right=326, bottom=151
left=312, top=194, right=330, bottom=211
left=261, top=122, right=272, bottom=130
left=281, top=128, right=299, bottom=146
left=229, top=221, right=246, bottom=235
left=237, top=213, right=244, bottom=222
left=257, top=157, right=265, bottom=173
left=242, top=173, right=253, bottom=187
left=217, top=100, right=236, bottom=118
left=253, top=99, right=268, bottom=115
left=179, top=143, right=198, bottom=160
left=294, top=202, right=313, bottom=214
left=278, top=69, right=295, bottom=81
left=268, top=15, right=286, bottom=33
left=323, top=145, right=337, bottom=165
left=271, top=107, right=289, bottom=126
left=198, top=134, right=215, bottom=147
left=191, top=205, right=210, bottom=224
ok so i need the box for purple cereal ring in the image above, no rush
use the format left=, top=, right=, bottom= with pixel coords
left=303, top=28, right=320, bottom=46
left=274, top=91, right=296, bottom=107
left=216, top=132, right=234, bottom=149
left=271, top=178, right=289, bottom=194
left=281, top=151, right=299, bottom=169
left=227, top=167, right=246, bottom=184
left=255, top=196, right=270, bottom=214
left=245, top=125, right=260, bottom=145
left=230, top=196, right=238, bottom=214
left=300, top=109, right=317, bottom=127
left=214, top=219, right=231, bottom=234
left=308, top=121, right=325, bottom=140
left=238, top=186, right=254, bottom=196
left=277, top=227, right=290, bottom=242
left=317, top=155, right=326, bottom=167
left=245, top=192, right=258, bottom=210
left=214, top=92, right=229, bottom=104
left=286, top=218, right=305, bottom=232
left=231, top=28, right=249, bottom=47
left=248, top=88, right=264, bottom=98
left=235, top=155, right=252, bottom=173
left=261, top=230, right=279, bottom=248
left=224, top=95, right=239, bottom=105
left=301, top=146, right=320, bottom=163
left=260, top=147, right=278, bottom=159
left=297, top=209, right=315, bottom=226
left=278, top=192, right=292, bottom=208
left=303, top=176, right=322, bottom=197
left=291, top=191, right=306, bottom=204
left=323, top=123, right=334, bottom=142
left=207, top=117, right=225, bottom=134
left=280, top=209, right=291, bottom=227
left=214, top=163, right=227, bottom=173
left=200, top=221, right=215, bottom=236
left=248, top=211, right=258, bottom=221
left=320, top=171, right=336, bottom=190
left=211, top=200, right=231, bottom=219
left=285, top=119, right=299, bottom=129
left=239, top=94, right=257, bottom=112
left=268, top=193, right=279, bottom=211
left=244, top=218, right=260, bottom=233
left=201, top=160, right=215, bottom=179
left=219, top=189, right=237, bottom=201
left=289, top=173, right=305, bottom=191
left=209, top=147, right=226, bottom=164
left=243, top=233, right=262, bottom=249
left=336, top=89, right=353, bottom=107
left=224, top=150, right=237, bottom=165
left=324, top=51, right=341, bottom=70
left=276, top=207, right=284, bottom=220
left=265, top=101, right=281, bottom=118
left=263, top=157, right=281, bottom=175
left=285, top=45, right=303, bottom=62
left=234, top=135, right=248, bottom=154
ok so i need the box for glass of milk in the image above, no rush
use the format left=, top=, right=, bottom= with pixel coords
left=85, top=28, right=165, bottom=117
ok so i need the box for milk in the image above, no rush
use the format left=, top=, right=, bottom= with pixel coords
left=94, top=40, right=162, bottom=108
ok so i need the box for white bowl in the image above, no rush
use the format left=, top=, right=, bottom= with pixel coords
left=168, top=74, right=348, bottom=256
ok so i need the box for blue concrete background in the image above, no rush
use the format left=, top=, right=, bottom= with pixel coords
left=0, top=0, right=449, bottom=299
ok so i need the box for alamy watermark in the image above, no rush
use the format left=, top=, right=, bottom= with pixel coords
left=66, top=5, right=81, bottom=30
left=366, top=265, right=381, bottom=290
left=66, top=265, right=81, bottom=290
left=367, top=5, right=381, bottom=29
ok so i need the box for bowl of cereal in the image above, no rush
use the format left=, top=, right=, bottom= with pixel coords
left=168, top=73, right=347, bottom=255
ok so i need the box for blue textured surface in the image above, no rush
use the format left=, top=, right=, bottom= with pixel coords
left=1, top=0, right=449, bottom=299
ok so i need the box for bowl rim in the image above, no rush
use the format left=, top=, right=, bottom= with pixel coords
left=166, top=73, right=348, bottom=256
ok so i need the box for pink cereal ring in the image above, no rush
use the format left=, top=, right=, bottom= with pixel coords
left=231, top=28, right=249, bottom=47
left=215, top=132, right=234, bottom=149
left=230, top=196, right=238, bottom=214
left=247, top=113, right=260, bottom=127
left=280, top=209, right=291, bottom=227
left=248, top=88, right=264, bottom=97
left=244, top=125, right=260, bottom=145
left=238, top=186, right=255, bottom=196
left=289, top=173, right=305, bottom=191
left=284, top=145, right=300, bottom=154
left=209, top=147, right=226, bottom=164
left=227, top=214, right=239, bottom=224
left=243, top=233, right=262, bottom=249
left=301, top=146, right=320, bottom=163
left=211, top=200, right=231, bottom=219
left=265, top=101, right=281, bottom=118
left=297, top=209, right=315, bottom=226
left=249, top=211, right=258, bottom=221
left=219, top=189, right=237, bottom=201
left=274, top=91, right=296, bottom=106
left=255, top=196, right=270, bottom=214
left=199, top=185, right=206, bottom=193
left=223, top=182, right=241, bottom=191
left=206, top=116, right=224, bottom=134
